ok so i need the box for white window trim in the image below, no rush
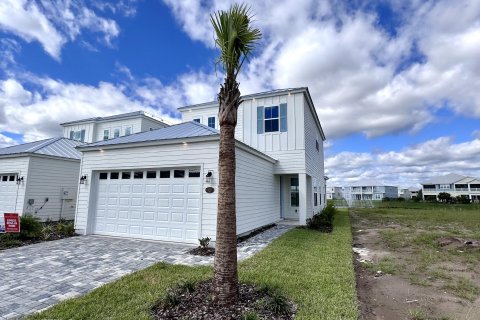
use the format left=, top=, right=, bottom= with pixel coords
left=103, top=129, right=110, bottom=140
left=264, top=106, right=280, bottom=133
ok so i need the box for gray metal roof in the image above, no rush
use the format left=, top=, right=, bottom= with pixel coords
left=0, top=137, right=84, bottom=160
left=422, top=173, right=468, bottom=185
left=78, top=121, right=219, bottom=149
left=60, top=110, right=167, bottom=126
left=178, top=87, right=308, bottom=110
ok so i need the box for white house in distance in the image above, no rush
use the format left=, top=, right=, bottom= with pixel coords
left=421, top=173, right=480, bottom=202
left=399, top=187, right=420, bottom=199
left=343, top=180, right=398, bottom=201
left=60, top=111, right=169, bottom=143
left=326, top=186, right=343, bottom=200
left=74, top=87, right=326, bottom=244
left=0, top=138, right=83, bottom=221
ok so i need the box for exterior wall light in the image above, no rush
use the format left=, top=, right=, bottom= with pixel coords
left=206, top=171, right=213, bottom=183
left=80, top=175, right=88, bottom=184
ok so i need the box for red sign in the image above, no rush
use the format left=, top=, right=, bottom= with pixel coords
left=4, top=213, right=20, bottom=233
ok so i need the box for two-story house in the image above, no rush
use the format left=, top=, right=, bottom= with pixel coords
left=326, top=186, right=344, bottom=200
left=73, top=87, right=326, bottom=244
left=421, top=173, right=480, bottom=202
left=0, top=111, right=168, bottom=221
left=343, top=180, right=398, bottom=201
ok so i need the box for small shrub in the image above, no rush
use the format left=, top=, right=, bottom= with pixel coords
left=163, top=289, right=180, bottom=308
left=306, top=202, right=337, bottom=233
left=178, top=280, right=196, bottom=293
left=19, top=215, right=43, bottom=240
left=41, top=224, right=55, bottom=240
left=198, top=237, right=211, bottom=248
left=55, top=221, right=75, bottom=236
left=257, top=289, right=290, bottom=315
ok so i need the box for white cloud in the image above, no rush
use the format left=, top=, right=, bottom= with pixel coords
left=0, top=0, right=65, bottom=58
left=0, top=0, right=122, bottom=59
left=325, top=137, right=480, bottom=187
left=0, top=133, right=15, bottom=148
left=0, top=68, right=222, bottom=142
left=162, top=0, right=480, bottom=139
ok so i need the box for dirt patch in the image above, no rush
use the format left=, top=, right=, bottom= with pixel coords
left=351, top=210, right=480, bottom=319
left=152, top=281, right=296, bottom=320
left=187, top=247, right=215, bottom=256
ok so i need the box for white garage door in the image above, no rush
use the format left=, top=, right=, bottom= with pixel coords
left=0, top=174, right=18, bottom=215
left=93, top=168, right=201, bottom=243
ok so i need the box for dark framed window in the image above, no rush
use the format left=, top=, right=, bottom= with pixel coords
left=208, top=117, right=215, bottom=129
left=110, top=172, right=119, bottom=179
left=290, top=177, right=299, bottom=207
left=174, top=170, right=185, bottom=178
left=316, top=140, right=319, bottom=151
left=146, top=171, right=157, bottom=179
left=193, top=118, right=200, bottom=123
left=314, top=192, right=318, bottom=206
left=9, top=175, right=15, bottom=181
left=2, top=176, right=7, bottom=181
left=188, top=170, right=200, bottom=178
left=264, top=106, right=279, bottom=132
left=134, top=171, right=144, bottom=179
left=99, top=172, right=108, bottom=180
left=122, top=172, right=131, bottom=179
left=160, top=170, right=170, bottom=178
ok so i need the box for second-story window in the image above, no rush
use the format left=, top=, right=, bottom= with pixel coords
left=70, top=129, right=85, bottom=142
left=125, top=126, right=132, bottom=136
left=114, top=128, right=120, bottom=138
left=193, top=118, right=200, bottom=123
left=103, top=129, right=109, bottom=141
left=264, top=106, right=279, bottom=132
left=208, top=117, right=216, bottom=129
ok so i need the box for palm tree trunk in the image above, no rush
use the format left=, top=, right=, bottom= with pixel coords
left=213, top=77, right=240, bottom=305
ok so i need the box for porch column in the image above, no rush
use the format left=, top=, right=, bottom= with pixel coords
left=299, top=173, right=307, bottom=225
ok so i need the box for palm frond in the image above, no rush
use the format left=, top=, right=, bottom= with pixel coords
left=210, top=3, right=262, bottom=79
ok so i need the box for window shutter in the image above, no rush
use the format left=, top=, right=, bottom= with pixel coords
left=257, top=106, right=264, bottom=134
left=280, top=103, right=287, bottom=132
left=69, top=131, right=74, bottom=139
left=80, top=129, right=86, bottom=142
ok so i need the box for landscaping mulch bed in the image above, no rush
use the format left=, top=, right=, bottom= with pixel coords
left=188, top=224, right=277, bottom=256
left=153, top=281, right=296, bottom=320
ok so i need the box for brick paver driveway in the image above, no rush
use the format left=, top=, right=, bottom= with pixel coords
left=0, top=225, right=292, bottom=319
left=0, top=236, right=202, bottom=319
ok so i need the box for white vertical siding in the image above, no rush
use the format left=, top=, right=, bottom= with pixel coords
left=181, top=107, right=220, bottom=130
left=181, top=93, right=307, bottom=174
left=25, top=156, right=81, bottom=221
left=95, top=118, right=143, bottom=142
left=235, top=147, right=279, bottom=234
left=303, top=97, right=326, bottom=212
left=75, top=141, right=219, bottom=239
left=140, top=118, right=169, bottom=132
left=62, top=123, right=95, bottom=143
left=0, top=156, right=30, bottom=214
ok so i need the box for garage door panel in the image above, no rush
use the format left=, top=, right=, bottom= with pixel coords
left=144, top=197, right=155, bottom=206
left=93, top=168, right=201, bottom=243
left=145, top=185, right=156, bottom=193
left=172, top=185, right=185, bottom=193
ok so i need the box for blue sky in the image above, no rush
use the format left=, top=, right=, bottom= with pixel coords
left=0, top=0, right=479, bottom=187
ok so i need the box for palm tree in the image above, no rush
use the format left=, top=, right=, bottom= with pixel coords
left=210, top=3, right=261, bottom=305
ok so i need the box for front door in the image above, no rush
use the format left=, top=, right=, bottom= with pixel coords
left=284, top=176, right=299, bottom=220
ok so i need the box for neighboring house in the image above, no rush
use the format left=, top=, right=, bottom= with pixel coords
left=326, top=186, right=343, bottom=200
left=421, top=173, right=480, bottom=201
left=0, top=138, right=83, bottom=221
left=60, top=111, right=169, bottom=143
left=399, top=187, right=420, bottom=199
left=344, top=180, right=398, bottom=201
left=74, top=87, right=326, bottom=244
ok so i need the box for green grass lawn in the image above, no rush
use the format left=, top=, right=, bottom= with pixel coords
left=28, top=210, right=358, bottom=320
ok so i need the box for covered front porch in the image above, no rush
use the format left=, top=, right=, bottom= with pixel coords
left=278, top=173, right=316, bottom=225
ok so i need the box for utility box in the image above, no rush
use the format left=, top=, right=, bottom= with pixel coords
left=61, top=187, right=76, bottom=200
